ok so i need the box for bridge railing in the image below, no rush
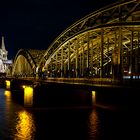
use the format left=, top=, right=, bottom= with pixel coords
left=46, top=77, right=120, bottom=86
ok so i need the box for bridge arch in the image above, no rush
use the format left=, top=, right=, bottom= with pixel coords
left=12, top=49, right=46, bottom=77
left=41, top=0, right=140, bottom=79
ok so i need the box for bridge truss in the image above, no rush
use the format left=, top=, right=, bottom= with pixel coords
left=41, top=0, right=140, bottom=79
left=12, top=49, right=46, bottom=77
left=12, top=0, right=140, bottom=80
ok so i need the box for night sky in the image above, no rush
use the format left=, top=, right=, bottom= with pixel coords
left=0, top=0, right=119, bottom=60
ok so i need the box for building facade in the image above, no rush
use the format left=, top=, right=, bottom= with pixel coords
left=0, top=36, right=12, bottom=77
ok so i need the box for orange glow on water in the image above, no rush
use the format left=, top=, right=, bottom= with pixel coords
left=4, top=90, right=11, bottom=98
left=14, top=111, right=36, bottom=139
left=4, top=90, right=12, bottom=108
left=88, top=110, right=99, bottom=139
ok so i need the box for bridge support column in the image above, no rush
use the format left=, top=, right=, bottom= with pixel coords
left=86, top=32, right=90, bottom=77
left=100, top=28, right=104, bottom=78
left=82, top=46, right=85, bottom=77
left=80, top=52, right=82, bottom=77
left=107, top=38, right=110, bottom=77
left=91, top=40, right=94, bottom=77
left=56, top=53, right=58, bottom=77
left=118, top=27, right=123, bottom=81
left=112, top=27, right=123, bottom=82
left=138, top=32, right=140, bottom=79
left=50, top=58, right=53, bottom=77
left=130, top=31, right=134, bottom=80
left=61, top=46, right=64, bottom=77
left=68, top=42, right=71, bottom=77
left=75, top=40, right=79, bottom=78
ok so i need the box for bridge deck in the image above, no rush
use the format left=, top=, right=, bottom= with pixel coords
left=5, top=77, right=140, bottom=90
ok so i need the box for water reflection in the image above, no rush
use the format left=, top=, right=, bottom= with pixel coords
left=88, top=109, right=100, bottom=139
left=14, top=110, right=36, bottom=140
left=4, top=90, right=11, bottom=111
left=4, top=90, right=11, bottom=100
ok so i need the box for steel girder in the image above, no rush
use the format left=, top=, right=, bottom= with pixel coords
left=12, top=49, right=46, bottom=76
left=41, top=0, right=140, bottom=78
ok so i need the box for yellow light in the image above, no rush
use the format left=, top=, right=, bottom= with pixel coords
left=4, top=90, right=12, bottom=113
left=22, top=85, right=26, bottom=89
left=24, top=86, right=33, bottom=107
left=88, top=110, right=99, bottom=137
left=5, top=80, right=10, bottom=89
left=14, top=111, right=36, bottom=139
left=4, top=90, right=11, bottom=97
left=92, top=91, right=96, bottom=104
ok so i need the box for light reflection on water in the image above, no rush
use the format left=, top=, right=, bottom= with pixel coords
left=0, top=89, right=36, bottom=140
left=1, top=88, right=101, bottom=140
left=14, top=111, right=36, bottom=140
left=1, top=87, right=139, bottom=139
left=88, top=109, right=100, bottom=139
left=4, top=90, right=11, bottom=109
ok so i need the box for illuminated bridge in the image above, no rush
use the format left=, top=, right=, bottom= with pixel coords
left=12, top=0, right=140, bottom=85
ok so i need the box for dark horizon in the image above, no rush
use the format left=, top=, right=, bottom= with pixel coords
left=0, top=0, right=118, bottom=60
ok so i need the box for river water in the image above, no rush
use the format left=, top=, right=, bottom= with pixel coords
left=0, top=87, right=140, bottom=140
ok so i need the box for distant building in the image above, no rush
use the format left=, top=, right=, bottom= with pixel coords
left=0, top=36, right=12, bottom=77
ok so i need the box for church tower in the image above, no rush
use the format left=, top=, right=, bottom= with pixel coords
left=0, top=36, right=9, bottom=74
left=0, top=36, right=8, bottom=60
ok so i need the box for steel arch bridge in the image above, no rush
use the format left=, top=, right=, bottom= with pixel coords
left=12, top=49, right=46, bottom=77
left=13, top=0, right=140, bottom=81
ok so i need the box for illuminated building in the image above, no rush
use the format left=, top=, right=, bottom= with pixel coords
left=0, top=36, right=12, bottom=77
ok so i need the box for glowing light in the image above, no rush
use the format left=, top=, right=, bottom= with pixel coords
left=88, top=110, right=99, bottom=139
left=5, top=80, right=10, bottom=89
left=4, top=90, right=11, bottom=98
left=4, top=90, right=12, bottom=118
left=24, top=86, right=33, bottom=107
left=4, top=90, right=11, bottom=106
left=14, top=111, right=36, bottom=139
left=22, top=85, right=26, bottom=89
left=92, top=91, right=96, bottom=104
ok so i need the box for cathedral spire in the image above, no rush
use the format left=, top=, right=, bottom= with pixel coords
left=1, top=36, right=6, bottom=50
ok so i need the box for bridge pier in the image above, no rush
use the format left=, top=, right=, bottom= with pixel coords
left=8, top=79, right=93, bottom=108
